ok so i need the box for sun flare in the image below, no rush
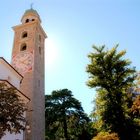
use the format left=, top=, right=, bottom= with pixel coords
left=45, top=39, right=58, bottom=67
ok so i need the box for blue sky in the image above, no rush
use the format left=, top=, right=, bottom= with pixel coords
left=0, top=0, right=140, bottom=115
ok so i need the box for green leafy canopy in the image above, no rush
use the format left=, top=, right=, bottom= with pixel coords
left=86, top=45, right=139, bottom=140
left=0, top=82, right=27, bottom=139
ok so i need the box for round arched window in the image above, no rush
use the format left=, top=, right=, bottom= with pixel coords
left=20, top=43, right=27, bottom=51
left=25, top=19, right=29, bottom=23
left=22, top=31, right=28, bottom=38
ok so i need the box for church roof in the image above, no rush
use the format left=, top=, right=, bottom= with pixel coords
left=21, top=8, right=41, bottom=23
left=23, top=8, right=40, bottom=17
left=0, top=79, right=30, bottom=102
left=0, top=57, right=23, bottom=79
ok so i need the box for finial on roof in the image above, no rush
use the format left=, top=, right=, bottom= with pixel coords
left=21, top=4, right=41, bottom=23
left=30, top=3, right=34, bottom=9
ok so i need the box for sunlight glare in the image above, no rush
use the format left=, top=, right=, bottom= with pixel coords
left=45, top=39, right=58, bottom=67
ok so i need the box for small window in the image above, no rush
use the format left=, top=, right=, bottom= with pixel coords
left=32, top=19, right=35, bottom=21
left=25, top=19, right=29, bottom=23
left=20, top=43, right=27, bottom=51
left=39, top=35, right=41, bottom=42
left=22, top=31, right=28, bottom=38
left=38, top=80, right=40, bottom=87
left=39, top=46, right=41, bottom=54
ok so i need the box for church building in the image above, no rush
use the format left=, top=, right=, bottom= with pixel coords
left=0, top=57, right=30, bottom=140
left=0, top=8, right=46, bottom=140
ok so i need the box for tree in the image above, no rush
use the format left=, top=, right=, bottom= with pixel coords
left=45, top=89, right=93, bottom=140
left=0, top=82, right=27, bottom=139
left=86, top=45, right=136, bottom=140
left=129, top=72, right=140, bottom=140
left=131, top=94, right=140, bottom=117
left=130, top=72, right=140, bottom=118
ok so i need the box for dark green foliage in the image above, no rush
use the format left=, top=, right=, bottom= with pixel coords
left=87, top=45, right=138, bottom=140
left=0, top=82, right=27, bottom=139
left=45, top=89, right=93, bottom=140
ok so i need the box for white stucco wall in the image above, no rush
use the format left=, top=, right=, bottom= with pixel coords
left=2, top=131, right=24, bottom=140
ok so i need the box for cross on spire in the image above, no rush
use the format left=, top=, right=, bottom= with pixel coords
left=30, top=3, right=34, bottom=9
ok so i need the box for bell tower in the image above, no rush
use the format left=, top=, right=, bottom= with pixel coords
left=11, top=8, right=47, bottom=140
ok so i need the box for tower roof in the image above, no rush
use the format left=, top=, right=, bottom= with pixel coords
left=24, top=8, right=40, bottom=17
left=21, top=8, right=41, bottom=23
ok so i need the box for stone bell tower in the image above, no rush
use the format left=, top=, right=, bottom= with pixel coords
left=11, top=8, right=47, bottom=140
